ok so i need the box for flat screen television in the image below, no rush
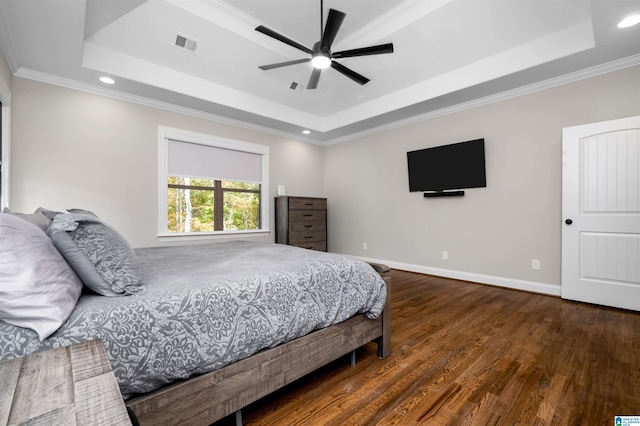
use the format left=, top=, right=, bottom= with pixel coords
left=407, top=138, right=486, bottom=195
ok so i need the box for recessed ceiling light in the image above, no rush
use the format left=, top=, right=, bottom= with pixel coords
left=99, top=76, right=115, bottom=85
left=302, top=130, right=311, bottom=134
left=618, top=14, right=640, bottom=28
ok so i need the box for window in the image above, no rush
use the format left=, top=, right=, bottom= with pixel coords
left=168, top=178, right=260, bottom=232
left=158, top=127, right=269, bottom=239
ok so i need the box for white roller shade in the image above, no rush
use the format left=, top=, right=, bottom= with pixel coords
left=168, top=140, right=262, bottom=183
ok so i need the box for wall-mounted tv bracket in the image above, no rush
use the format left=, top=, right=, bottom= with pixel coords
left=424, top=190, right=465, bottom=197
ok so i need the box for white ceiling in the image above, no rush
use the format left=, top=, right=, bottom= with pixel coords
left=0, top=0, right=639, bottom=144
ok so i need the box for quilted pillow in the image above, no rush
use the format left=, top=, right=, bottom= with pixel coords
left=48, top=212, right=142, bottom=296
left=0, top=213, right=83, bottom=340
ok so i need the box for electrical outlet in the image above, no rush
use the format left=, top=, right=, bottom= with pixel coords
left=532, top=259, right=540, bottom=270
left=442, top=251, right=448, bottom=260
left=363, top=243, right=368, bottom=250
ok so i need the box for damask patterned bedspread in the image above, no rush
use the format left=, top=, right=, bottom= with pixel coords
left=0, top=241, right=387, bottom=398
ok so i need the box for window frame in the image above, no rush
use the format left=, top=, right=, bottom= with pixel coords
left=158, top=126, right=269, bottom=241
left=0, top=84, right=10, bottom=210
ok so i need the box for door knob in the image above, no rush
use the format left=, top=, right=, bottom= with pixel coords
left=565, top=219, right=573, bottom=225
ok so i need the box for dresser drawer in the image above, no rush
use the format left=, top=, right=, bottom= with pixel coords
left=289, top=209, right=326, bottom=222
left=290, top=241, right=327, bottom=252
left=289, top=230, right=326, bottom=245
left=289, top=198, right=327, bottom=210
left=289, top=220, right=326, bottom=232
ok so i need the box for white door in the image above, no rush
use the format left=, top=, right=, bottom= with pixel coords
left=562, top=116, right=640, bottom=311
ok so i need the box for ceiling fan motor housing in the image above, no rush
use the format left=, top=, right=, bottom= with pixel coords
left=311, top=42, right=332, bottom=69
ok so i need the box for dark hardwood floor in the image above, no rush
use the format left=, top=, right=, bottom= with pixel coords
left=216, top=269, right=640, bottom=425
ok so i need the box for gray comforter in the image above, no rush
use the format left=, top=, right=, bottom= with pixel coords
left=0, top=241, right=386, bottom=398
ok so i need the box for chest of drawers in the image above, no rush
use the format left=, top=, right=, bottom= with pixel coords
left=275, top=196, right=327, bottom=251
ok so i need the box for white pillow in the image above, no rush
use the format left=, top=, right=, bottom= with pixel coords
left=2, top=207, right=52, bottom=232
left=0, top=213, right=83, bottom=340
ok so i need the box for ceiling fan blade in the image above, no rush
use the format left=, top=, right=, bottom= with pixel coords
left=319, top=9, right=346, bottom=52
left=333, top=43, right=394, bottom=59
left=307, top=68, right=322, bottom=90
left=255, top=25, right=313, bottom=55
left=259, top=58, right=311, bottom=71
left=331, top=61, right=370, bottom=85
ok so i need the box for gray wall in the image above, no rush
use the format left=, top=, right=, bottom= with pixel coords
left=9, top=77, right=325, bottom=248
left=325, top=65, right=640, bottom=290
left=0, top=48, right=10, bottom=95
left=7, top=64, right=640, bottom=292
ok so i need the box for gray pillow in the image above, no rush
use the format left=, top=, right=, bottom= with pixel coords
left=48, top=212, right=142, bottom=296
left=0, top=213, right=83, bottom=340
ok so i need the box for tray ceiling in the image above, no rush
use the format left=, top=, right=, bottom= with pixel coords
left=0, top=0, right=639, bottom=143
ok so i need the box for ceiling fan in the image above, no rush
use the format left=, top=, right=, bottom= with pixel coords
left=255, top=1, right=394, bottom=90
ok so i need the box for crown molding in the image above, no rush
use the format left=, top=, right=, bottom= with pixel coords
left=13, top=68, right=324, bottom=146
left=13, top=52, right=640, bottom=148
left=324, top=53, right=640, bottom=146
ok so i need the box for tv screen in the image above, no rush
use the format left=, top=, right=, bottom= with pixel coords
left=407, top=138, right=486, bottom=192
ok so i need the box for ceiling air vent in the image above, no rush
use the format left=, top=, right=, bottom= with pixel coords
left=289, top=81, right=304, bottom=92
left=175, top=33, right=198, bottom=53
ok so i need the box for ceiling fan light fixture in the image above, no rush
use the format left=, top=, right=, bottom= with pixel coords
left=311, top=54, right=331, bottom=69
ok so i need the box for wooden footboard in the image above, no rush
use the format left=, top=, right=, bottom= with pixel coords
left=127, top=275, right=391, bottom=425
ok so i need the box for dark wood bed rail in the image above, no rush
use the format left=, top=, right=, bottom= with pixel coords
left=127, top=274, right=391, bottom=425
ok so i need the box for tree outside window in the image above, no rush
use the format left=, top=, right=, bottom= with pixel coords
left=168, top=176, right=260, bottom=232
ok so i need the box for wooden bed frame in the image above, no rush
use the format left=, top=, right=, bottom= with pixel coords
left=126, top=273, right=391, bottom=425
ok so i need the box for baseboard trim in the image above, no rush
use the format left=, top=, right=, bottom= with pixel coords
left=357, top=256, right=561, bottom=297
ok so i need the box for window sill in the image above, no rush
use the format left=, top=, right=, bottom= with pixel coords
left=158, top=229, right=271, bottom=242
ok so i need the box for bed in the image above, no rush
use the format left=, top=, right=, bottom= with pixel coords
left=0, top=209, right=391, bottom=425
